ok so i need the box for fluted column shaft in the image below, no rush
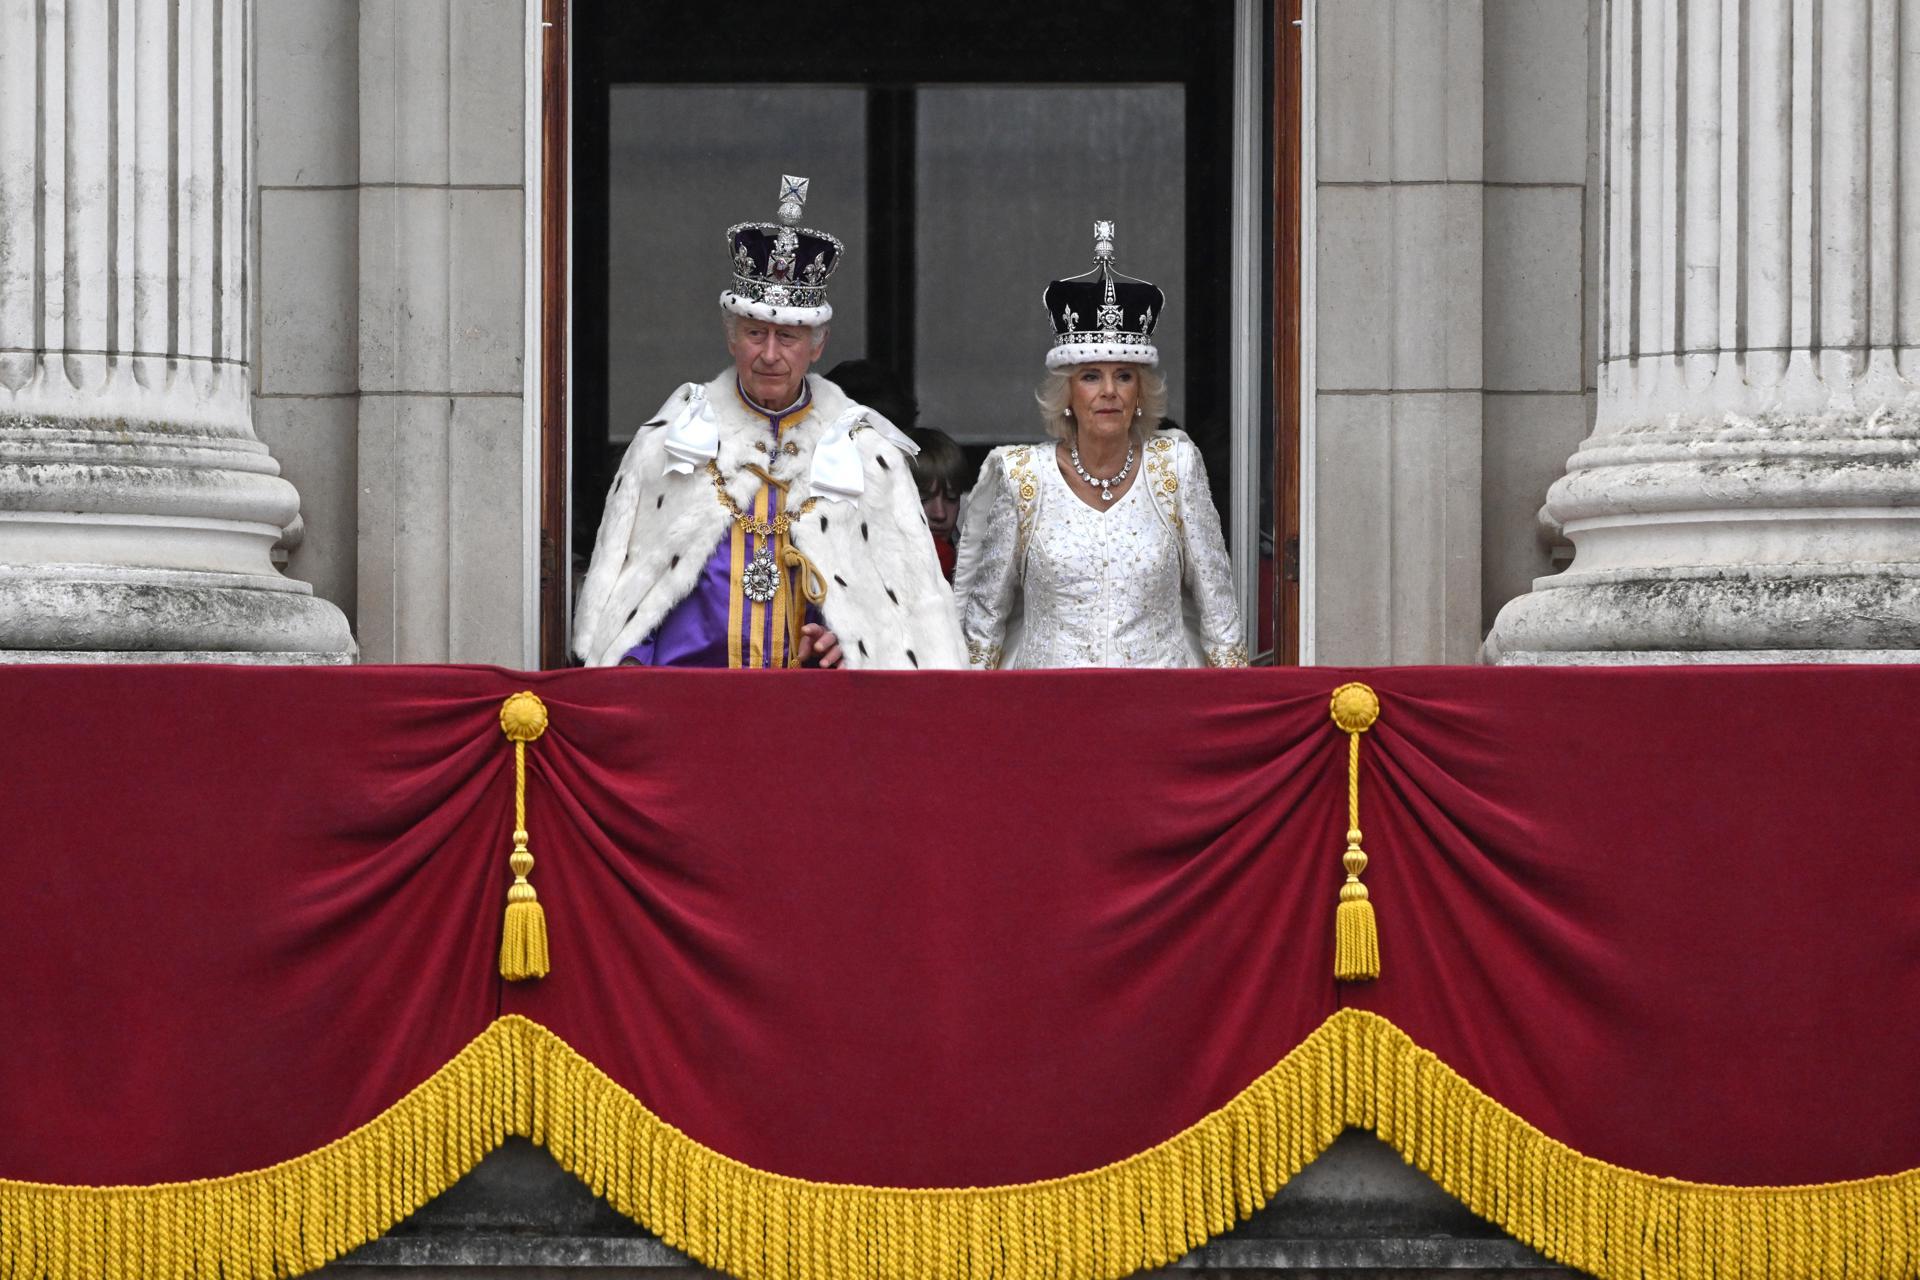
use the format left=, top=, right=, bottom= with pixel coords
left=1488, top=0, right=1920, bottom=662
left=0, top=0, right=250, bottom=432
left=0, top=0, right=351, bottom=660
left=1596, top=0, right=1918, bottom=424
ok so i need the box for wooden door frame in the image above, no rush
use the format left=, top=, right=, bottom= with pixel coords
left=536, top=0, right=570, bottom=669
left=1273, top=0, right=1303, bottom=664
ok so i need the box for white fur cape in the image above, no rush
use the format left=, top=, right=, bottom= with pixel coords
left=572, top=369, right=966, bottom=670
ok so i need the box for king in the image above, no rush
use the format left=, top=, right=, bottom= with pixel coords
left=573, top=177, right=965, bottom=670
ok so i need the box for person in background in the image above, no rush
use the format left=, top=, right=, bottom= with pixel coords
left=952, top=221, right=1246, bottom=669
left=904, top=426, right=974, bottom=581
left=822, top=358, right=919, bottom=434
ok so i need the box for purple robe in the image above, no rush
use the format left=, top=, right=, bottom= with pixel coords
left=623, top=383, right=822, bottom=668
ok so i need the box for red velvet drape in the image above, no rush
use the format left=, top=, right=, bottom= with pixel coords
left=5, top=665, right=1917, bottom=1191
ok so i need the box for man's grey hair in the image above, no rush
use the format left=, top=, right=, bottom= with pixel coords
left=722, top=310, right=829, bottom=354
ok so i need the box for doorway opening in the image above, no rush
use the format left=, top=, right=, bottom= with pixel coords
left=541, top=2, right=1300, bottom=665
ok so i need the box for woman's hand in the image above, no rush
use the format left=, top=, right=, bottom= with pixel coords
left=798, top=623, right=844, bottom=669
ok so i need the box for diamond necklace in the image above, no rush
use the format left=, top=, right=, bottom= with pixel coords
left=1068, top=439, right=1136, bottom=502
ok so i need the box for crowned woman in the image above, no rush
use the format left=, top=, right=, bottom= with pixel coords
left=571, top=176, right=965, bottom=670
left=953, top=222, right=1246, bottom=669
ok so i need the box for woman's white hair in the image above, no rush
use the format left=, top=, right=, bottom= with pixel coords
left=1035, top=365, right=1169, bottom=440
left=722, top=310, right=829, bottom=354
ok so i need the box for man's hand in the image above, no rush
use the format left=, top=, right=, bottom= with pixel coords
left=798, top=623, right=844, bottom=669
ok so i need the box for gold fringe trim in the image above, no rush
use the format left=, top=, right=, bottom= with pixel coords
left=0, top=1019, right=527, bottom=1280
left=5, top=1011, right=1919, bottom=1280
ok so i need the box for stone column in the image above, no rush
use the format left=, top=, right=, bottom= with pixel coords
left=1486, top=0, right=1920, bottom=663
left=0, top=0, right=353, bottom=662
left=351, top=0, right=528, bottom=665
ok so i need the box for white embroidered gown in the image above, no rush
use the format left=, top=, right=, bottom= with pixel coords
left=953, top=431, right=1248, bottom=669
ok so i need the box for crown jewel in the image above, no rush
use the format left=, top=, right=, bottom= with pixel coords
left=1042, top=220, right=1164, bottom=369
left=721, top=174, right=844, bottom=322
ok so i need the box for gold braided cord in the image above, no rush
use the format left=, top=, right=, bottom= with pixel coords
left=777, top=542, right=829, bottom=669
left=1347, top=731, right=1360, bottom=828
left=515, top=738, right=527, bottom=830
left=5, top=1011, right=1919, bottom=1280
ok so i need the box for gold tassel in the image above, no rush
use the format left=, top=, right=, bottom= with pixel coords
left=499, top=691, right=552, bottom=981
left=1335, top=871, right=1379, bottom=981
left=1329, top=683, right=1381, bottom=981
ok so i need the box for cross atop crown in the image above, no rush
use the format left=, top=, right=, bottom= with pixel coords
left=777, top=176, right=810, bottom=225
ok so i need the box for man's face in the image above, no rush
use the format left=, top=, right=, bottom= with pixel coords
left=727, top=319, right=823, bottom=411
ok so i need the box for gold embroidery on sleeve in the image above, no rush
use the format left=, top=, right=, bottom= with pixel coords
left=1206, top=644, right=1250, bottom=669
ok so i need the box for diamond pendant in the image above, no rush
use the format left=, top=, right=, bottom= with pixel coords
left=1101, top=487, right=1114, bottom=501
left=742, top=545, right=780, bottom=602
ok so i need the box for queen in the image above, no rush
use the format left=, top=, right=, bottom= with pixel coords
left=953, top=222, right=1247, bottom=669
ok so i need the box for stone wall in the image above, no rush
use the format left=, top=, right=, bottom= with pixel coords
left=1312, top=0, right=1598, bottom=664
left=1478, top=0, right=1597, bottom=638
left=1313, top=0, right=1487, bottom=665
left=319, top=1136, right=1573, bottom=1276
left=254, top=0, right=532, bottom=665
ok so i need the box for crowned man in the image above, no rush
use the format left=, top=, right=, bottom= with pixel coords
left=573, top=177, right=965, bottom=670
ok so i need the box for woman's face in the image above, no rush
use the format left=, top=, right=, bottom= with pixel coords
left=1067, top=363, right=1140, bottom=439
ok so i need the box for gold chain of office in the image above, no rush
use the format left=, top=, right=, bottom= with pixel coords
left=706, top=461, right=821, bottom=537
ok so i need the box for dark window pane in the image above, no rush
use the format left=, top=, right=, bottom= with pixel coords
left=605, top=87, right=868, bottom=443
left=913, top=87, right=1185, bottom=444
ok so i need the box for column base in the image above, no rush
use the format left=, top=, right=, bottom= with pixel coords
left=1492, top=648, right=1920, bottom=666
left=1483, top=565, right=1920, bottom=665
left=0, top=565, right=357, bottom=663
left=0, top=649, right=353, bottom=665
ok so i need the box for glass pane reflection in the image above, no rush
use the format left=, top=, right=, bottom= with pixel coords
left=914, top=86, right=1186, bottom=446
left=605, top=87, right=869, bottom=444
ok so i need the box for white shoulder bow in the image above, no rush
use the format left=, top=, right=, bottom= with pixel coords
left=807, top=406, right=919, bottom=504
left=659, top=384, right=717, bottom=475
